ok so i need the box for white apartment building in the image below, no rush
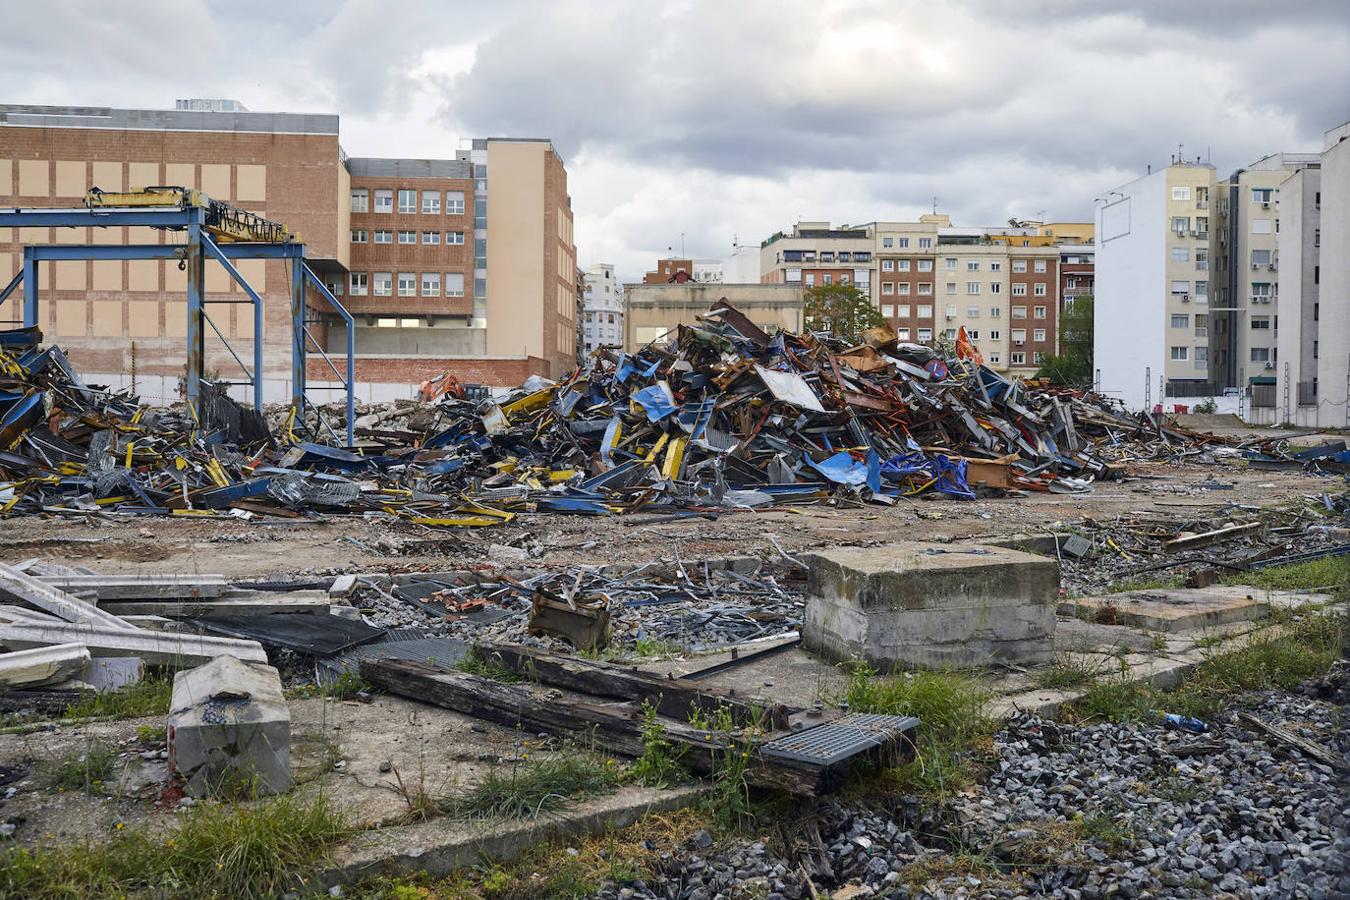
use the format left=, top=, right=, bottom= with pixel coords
left=581, top=263, right=624, bottom=352
left=721, top=243, right=762, bottom=283
left=1095, top=161, right=1217, bottom=408
left=1275, top=123, right=1350, bottom=427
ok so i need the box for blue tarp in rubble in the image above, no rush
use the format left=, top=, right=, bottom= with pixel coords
left=807, top=451, right=870, bottom=486
left=880, top=451, right=975, bottom=499
left=633, top=383, right=678, bottom=422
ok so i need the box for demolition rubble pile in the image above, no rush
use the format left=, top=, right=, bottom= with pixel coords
left=3, top=305, right=1302, bottom=525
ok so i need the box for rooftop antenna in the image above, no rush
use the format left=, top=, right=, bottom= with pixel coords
left=932, top=196, right=938, bottom=214
left=681, top=232, right=685, bottom=257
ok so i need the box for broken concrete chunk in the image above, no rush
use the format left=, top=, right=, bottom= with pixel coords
left=0, top=642, right=91, bottom=688
left=168, top=655, right=292, bottom=798
left=0, top=562, right=137, bottom=631
left=86, top=656, right=146, bottom=692
left=0, top=622, right=267, bottom=666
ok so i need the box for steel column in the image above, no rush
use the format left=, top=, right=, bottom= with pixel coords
left=22, top=252, right=37, bottom=328
left=290, top=259, right=305, bottom=411
left=185, top=222, right=205, bottom=423
left=201, top=235, right=266, bottom=412
left=302, top=264, right=355, bottom=445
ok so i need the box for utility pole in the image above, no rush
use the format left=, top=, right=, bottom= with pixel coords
left=1282, top=361, right=1291, bottom=425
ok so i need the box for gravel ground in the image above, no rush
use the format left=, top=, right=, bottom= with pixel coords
left=594, top=662, right=1349, bottom=899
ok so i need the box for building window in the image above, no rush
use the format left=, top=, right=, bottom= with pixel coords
left=1171, top=314, right=1189, bottom=328
left=1034, top=305, right=1047, bottom=318
left=946, top=282, right=958, bottom=294
left=374, top=190, right=393, bottom=213
left=881, top=304, right=895, bottom=317
left=1171, top=346, right=1189, bottom=361
left=966, top=282, right=980, bottom=295
left=1012, top=328, right=1027, bottom=342
left=1033, top=351, right=1044, bottom=364
left=990, top=283, right=1001, bottom=294
left=351, top=229, right=368, bottom=243
left=422, top=192, right=441, bottom=214
left=917, top=260, right=933, bottom=272
left=917, top=305, right=933, bottom=317
left=374, top=229, right=393, bottom=244
left=447, top=231, right=465, bottom=245
left=785, top=268, right=802, bottom=283
left=917, top=327, right=932, bottom=341
left=966, top=261, right=979, bottom=271
left=445, top=273, right=465, bottom=297
left=421, top=273, right=439, bottom=296
left=820, top=252, right=835, bottom=263
left=350, top=189, right=369, bottom=213
left=1196, top=346, right=1208, bottom=362
left=882, top=282, right=894, bottom=295
left=1012, top=305, right=1027, bottom=318
left=966, top=306, right=980, bottom=317
left=898, top=260, right=911, bottom=272
left=968, top=329, right=980, bottom=340
left=882, top=259, right=894, bottom=272
left=349, top=272, right=368, bottom=295
left=1250, top=347, right=1271, bottom=362
left=1012, top=260, right=1027, bottom=273
left=397, top=272, right=416, bottom=297
left=1034, top=283, right=1047, bottom=297
left=989, top=353, right=1001, bottom=364
left=1171, top=216, right=1190, bottom=234
left=1172, top=246, right=1190, bottom=262
left=1172, top=186, right=1191, bottom=201
left=1012, top=283, right=1027, bottom=297
left=898, top=283, right=911, bottom=295
left=945, top=304, right=958, bottom=317
left=1011, top=352, right=1025, bottom=365
left=897, top=327, right=911, bottom=340
left=945, top=258, right=957, bottom=270
left=990, top=307, right=1002, bottom=318
left=822, top=274, right=832, bottom=285
left=990, top=261, right=1001, bottom=272
left=1251, top=187, right=1273, bottom=204
left=397, top=230, right=415, bottom=244
left=918, top=238, right=932, bottom=248
left=373, top=272, right=392, bottom=296
left=882, top=237, right=894, bottom=248
left=989, top=329, right=1000, bottom=340
left=445, top=191, right=465, bottom=215
left=1033, top=260, right=1047, bottom=273
left=1251, top=249, right=1272, bottom=267
left=1033, top=328, right=1046, bottom=341
left=805, top=273, right=816, bottom=287
left=423, top=231, right=440, bottom=245
left=397, top=189, right=416, bottom=213
left=1170, top=280, right=1190, bottom=295
left=376, top=318, right=398, bottom=328
left=1251, top=316, right=1271, bottom=329
left=893, top=238, right=906, bottom=249
left=897, top=304, right=911, bottom=317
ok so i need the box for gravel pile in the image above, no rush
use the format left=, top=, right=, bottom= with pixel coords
left=593, top=664, right=1349, bottom=899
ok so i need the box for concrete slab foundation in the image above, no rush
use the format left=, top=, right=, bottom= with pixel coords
left=168, top=655, right=292, bottom=798
left=802, top=543, right=1058, bottom=670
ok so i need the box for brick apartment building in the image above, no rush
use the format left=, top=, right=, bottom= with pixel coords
left=0, top=103, right=577, bottom=396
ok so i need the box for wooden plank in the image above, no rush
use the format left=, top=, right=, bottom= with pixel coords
left=474, top=642, right=790, bottom=730
left=1164, top=522, right=1263, bottom=554
left=361, top=657, right=835, bottom=796
left=1238, top=712, right=1343, bottom=770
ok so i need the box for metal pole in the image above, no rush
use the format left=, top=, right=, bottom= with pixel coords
left=291, top=258, right=305, bottom=412
left=1282, top=361, right=1290, bottom=425
left=185, top=221, right=205, bottom=422
left=22, top=250, right=37, bottom=328
left=1144, top=366, right=1151, bottom=410
left=1238, top=366, right=1246, bottom=420
left=1094, top=368, right=1101, bottom=393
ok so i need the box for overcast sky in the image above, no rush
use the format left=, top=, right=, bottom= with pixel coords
left=4, top=1, right=1347, bottom=281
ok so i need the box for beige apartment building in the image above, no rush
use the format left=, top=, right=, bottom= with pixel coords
left=1211, top=152, right=1320, bottom=394
left=759, top=222, right=874, bottom=300
left=0, top=103, right=577, bottom=397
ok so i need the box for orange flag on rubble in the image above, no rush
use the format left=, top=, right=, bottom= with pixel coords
left=956, top=326, right=984, bottom=365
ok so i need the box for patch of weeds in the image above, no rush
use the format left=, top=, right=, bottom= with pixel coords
left=0, top=791, right=348, bottom=898
left=896, top=844, right=1001, bottom=891
left=1192, top=631, right=1232, bottom=650
left=455, top=653, right=526, bottom=684
left=1153, top=774, right=1203, bottom=803
left=1079, top=808, right=1134, bottom=852
left=45, top=743, right=118, bottom=792
left=840, top=664, right=993, bottom=800
left=1105, top=575, right=1185, bottom=594
left=630, top=702, right=688, bottom=788
left=63, top=673, right=172, bottom=720
left=632, top=637, right=677, bottom=659
left=1222, top=555, right=1350, bottom=593
left=1066, top=610, right=1345, bottom=724
left=134, top=724, right=167, bottom=745
left=441, top=749, right=623, bottom=821
left=288, top=670, right=375, bottom=701
left=1149, top=632, right=1168, bottom=652
left=687, top=703, right=758, bottom=832
left=1034, top=656, right=1102, bottom=690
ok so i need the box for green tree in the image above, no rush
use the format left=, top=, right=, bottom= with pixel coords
left=1035, top=294, right=1093, bottom=384
left=803, top=282, right=885, bottom=340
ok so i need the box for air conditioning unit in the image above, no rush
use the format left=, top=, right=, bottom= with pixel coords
left=1181, top=294, right=1191, bottom=302
left=1268, top=263, right=1278, bottom=271
left=1261, top=201, right=1270, bottom=209
left=1251, top=263, right=1260, bottom=269
left=1263, top=362, right=1274, bottom=370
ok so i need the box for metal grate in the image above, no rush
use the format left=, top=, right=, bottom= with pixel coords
left=759, top=713, right=919, bottom=767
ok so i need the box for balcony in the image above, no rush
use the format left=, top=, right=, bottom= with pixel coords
left=1195, top=200, right=1208, bottom=209
left=1194, top=327, right=1208, bottom=337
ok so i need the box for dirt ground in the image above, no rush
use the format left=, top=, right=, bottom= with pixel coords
left=2, top=457, right=1337, bottom=582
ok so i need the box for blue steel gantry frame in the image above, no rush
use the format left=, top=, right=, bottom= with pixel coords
left=0, top=205, right=355, bottom=444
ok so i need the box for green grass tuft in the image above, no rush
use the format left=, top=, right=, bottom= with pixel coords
left=45, top=744, right=118, bottom=793
left=630, top=703, right=688, bottom=789
left=441, top=750, right=623, bottom=821
left=454, top=653, right=526, bottom=684
left=62, top=673, right=173, bottom=721
left=1035, top=657, right=1102, bottom=690
left=0, top=791, right=349, bottom=899
left=1222, top=554, right=1350, bottom=593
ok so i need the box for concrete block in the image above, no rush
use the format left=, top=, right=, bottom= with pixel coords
left=169, top=655, right=292, bottom=798
left=0, top=562, right=136, bottom=631
left=802, top=543, right=1058, bottom=670
left=0, top=621, right=267, bottom=666
left=0, top=642, right=90, bottom=688
left=86, top=656, right=145, bottom=692
left=328, top=574, right=358, bottom=598
left=38, top=574, right=228, bottom=600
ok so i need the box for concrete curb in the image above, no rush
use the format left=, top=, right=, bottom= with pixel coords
left=314, top=784, right=708, bottom=890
